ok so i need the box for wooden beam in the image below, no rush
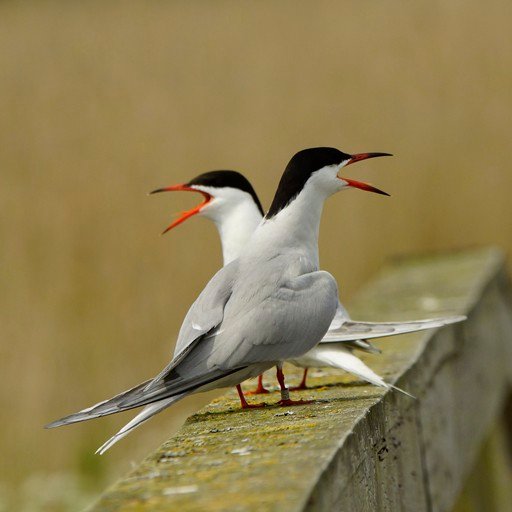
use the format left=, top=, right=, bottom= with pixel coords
left=90, top=248, right=512, bottom=512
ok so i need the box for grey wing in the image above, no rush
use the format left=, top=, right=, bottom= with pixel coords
left=45, top=379, right=152, bottom=428
left=174, top=260, right=239, bottom=355
left=208, top=270, right=339, bottom=370
left=328, top=301, right=350, bottom=328
left=46, top=262, right=240, bottom=428
left=324, top=301, right=380, bottom=353
left=146, top=260, right=239, bottom=390
left=47, top=333, right=245, bottom=426
left=321, top=315, right=466, bottom=343
left=343, top=339, right=382, bottom=354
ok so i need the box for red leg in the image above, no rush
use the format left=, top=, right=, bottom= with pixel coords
left=236, top=385, right=266, bottom=409
left=244, top=374, right=270, bottom=395
left=290, top=368, right=309, bottom=391
left=276, top=366, right=313, bottom=406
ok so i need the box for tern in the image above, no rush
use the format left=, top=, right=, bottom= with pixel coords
left=47, top=147, right=464, bottom=454
left=151, top=170, right=463, bottom=395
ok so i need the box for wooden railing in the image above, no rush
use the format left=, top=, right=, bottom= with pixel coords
left=89, top=247, right=512, bottom=512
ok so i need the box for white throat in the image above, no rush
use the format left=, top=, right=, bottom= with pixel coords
left=195, top=186, right=264, bottom=265
left=214, top=200, right=262, bottom=264
left=251, top=172, right=339, bottom=269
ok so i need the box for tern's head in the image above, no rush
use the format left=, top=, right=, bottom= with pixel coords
left=266, top=147, right=391, bottom=218
left=150, top=170, right=264, bottom=234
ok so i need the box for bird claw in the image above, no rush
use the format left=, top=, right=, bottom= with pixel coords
left=241, top=402, right=267, bottom=409
left=277, top=399, right=314, bottom=407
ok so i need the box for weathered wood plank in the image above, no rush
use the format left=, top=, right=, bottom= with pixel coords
left=89, top=247, right=512, bottom=512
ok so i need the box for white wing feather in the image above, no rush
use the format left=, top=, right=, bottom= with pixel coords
left=290, top=344, right=414, bottom=398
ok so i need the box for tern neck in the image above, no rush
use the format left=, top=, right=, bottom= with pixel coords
left=212, top=201, right=263, bottom=265
left=256, top=182, right=328, bottom=266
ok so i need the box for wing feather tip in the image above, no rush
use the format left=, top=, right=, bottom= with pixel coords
left=44, top=419, right=72, bottom=429
left=445, top=315, right=467, bottom=324
left=390, top=384, right=416, bottom=399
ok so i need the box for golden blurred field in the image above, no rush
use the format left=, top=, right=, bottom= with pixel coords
left=1, top=1, right=511, bottom=509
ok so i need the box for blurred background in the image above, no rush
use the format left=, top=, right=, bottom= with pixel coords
left=1, top=1, right=511, bottom=509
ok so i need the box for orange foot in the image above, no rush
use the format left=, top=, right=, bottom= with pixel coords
left=236, top=384, right=267, bottom=409
left=277, top=399, right=314, bottom=406
left=241, top=401, right=267, bottom=409
left=245, top=386, right=270, bottom=396
left=245, top=389, right=270, bottom=396
left=244, top=375, right=270, bottom=395
left=290, top=369, right=308, bottom=391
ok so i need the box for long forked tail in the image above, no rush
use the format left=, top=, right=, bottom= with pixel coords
left=322, top=315, right=466, bottom=343
left=46, top=365, right=240, bottom=430
left=313, top=346, right=415, bottom=399
left=45, top=379, right=153, bottom=429
left=96, top=394, right=185, bottom=455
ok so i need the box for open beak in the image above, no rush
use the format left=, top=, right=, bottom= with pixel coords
left=149, top=184, right=212, bottom=234
left=339, top=151, right=392, bottom=196
left=345, top=152, right=392, bottom=166
left=341, top=178, right=390, bottom=196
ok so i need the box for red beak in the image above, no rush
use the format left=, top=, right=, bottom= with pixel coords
left=149, top=184, right=212, bottom=234
left=341, top=178, right=390, bottom=196
left=346, top=152, right=392, bottom=166
left=339, top=151, right=392, bottom=196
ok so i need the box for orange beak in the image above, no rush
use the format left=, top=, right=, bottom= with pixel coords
left=339, top=151, right=392, bottom=196
left=345, top=152, right=392, bottom=166
left=341, top=178, right=390, bottom=196
left=149, top=184, right=212, bottom=234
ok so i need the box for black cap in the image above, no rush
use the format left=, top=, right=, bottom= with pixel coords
left=267, top=148, right=350, bottom=218
left=187, top=170, right=264, bottom=215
